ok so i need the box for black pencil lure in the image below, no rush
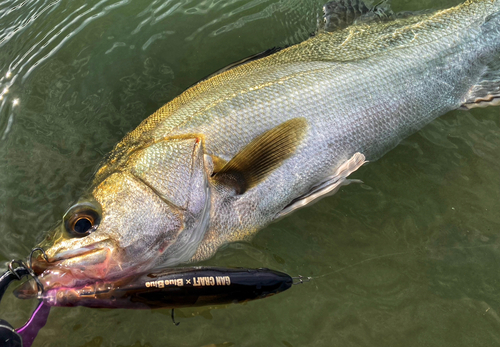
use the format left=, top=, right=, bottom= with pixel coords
left=19, top=267, right=293, bottom=309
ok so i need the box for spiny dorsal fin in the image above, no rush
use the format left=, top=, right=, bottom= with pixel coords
left=322, top=0, right=393, bottom=32
left=213, top=118, right=308, bottom=194
left=202, top=48, right=283, bottom=83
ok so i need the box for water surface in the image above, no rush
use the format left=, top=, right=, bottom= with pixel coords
left=0, top=0, right=499, bottom=346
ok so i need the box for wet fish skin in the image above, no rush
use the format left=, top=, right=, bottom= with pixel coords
left=24, top=0, right=500, bottom=293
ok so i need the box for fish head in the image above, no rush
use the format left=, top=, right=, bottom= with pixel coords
left=20, top=137, right=211, bottom=297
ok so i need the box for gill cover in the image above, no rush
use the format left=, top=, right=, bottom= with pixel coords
left=103, top=136, right=211, bottom=268
left=34, top=136, right=211, bottom=281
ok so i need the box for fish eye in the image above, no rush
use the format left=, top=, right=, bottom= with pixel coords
left=63, top=201, right=101, bottom=237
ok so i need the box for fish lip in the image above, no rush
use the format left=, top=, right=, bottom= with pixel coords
left=24, top=247, right=113, bottom=296
left=50, top=245, right=104, bottom=263
left=32, top=241, right=112, bottom=276
left=14, top=272, right=99, bottom=300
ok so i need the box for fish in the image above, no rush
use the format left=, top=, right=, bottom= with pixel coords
left=16, top=0, right=500, bottom=299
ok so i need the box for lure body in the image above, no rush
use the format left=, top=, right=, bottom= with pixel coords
left=38, top=267, right=292, bottom=309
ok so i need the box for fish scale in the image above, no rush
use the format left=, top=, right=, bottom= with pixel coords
left=176, top=1, right=500, bottom=261
left=17, top=0, right=500, bottom=299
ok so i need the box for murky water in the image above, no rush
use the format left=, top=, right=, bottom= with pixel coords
left=0, top=0, right=499, bottom=346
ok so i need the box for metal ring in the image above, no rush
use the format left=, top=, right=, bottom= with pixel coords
left=292, top=275, right=312, bottom=285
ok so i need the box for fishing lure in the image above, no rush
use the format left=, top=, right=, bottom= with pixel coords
left=39, top=267, right=293, bottom=309
left=1, top=251, right=296, bottom=345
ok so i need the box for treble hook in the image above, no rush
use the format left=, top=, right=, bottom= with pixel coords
left=5, top=257, right=44, bottom=296
left=171, top=309, right=180, bottom=326
left=26, top=247, right=49, bottom=296
left=28, top=247, right=48, bottom=270
left=8, top=260, right=26, bottom=280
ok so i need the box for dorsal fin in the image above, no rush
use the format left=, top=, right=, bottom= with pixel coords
left=202, top=47, right=283, bottom=82
left=322, top=0, right=393, bottom=32
left=213, top=118, right=308, bottom=194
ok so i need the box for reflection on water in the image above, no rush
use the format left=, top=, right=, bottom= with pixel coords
left=0, top=0, right=499, bottom=346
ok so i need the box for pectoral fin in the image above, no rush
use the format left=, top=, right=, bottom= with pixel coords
left=275, top=152, right=366, bottom=220
left=210, top=155, right=228, bottom=173
left=213, top=118, right=308, bottom=194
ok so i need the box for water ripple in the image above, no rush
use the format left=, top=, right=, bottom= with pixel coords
left=1, top=0, right=498, bottom=346
left=185, top=0, right=320, bottom=42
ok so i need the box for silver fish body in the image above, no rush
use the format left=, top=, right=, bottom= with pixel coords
left=18, top=0, right=500, bottom=298
left=145, top=0, right=500, bottom=264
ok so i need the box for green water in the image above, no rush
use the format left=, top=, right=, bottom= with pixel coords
left=0, top=0, right=499, bottom=346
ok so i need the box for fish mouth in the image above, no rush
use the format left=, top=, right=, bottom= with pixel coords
left=32, top=237, right=115, bottom=273
left=51, top=246, right=105, bottom=262
left=32, top=246, right=109, bottom=275
left=15, top=245, right=114, bottom=299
